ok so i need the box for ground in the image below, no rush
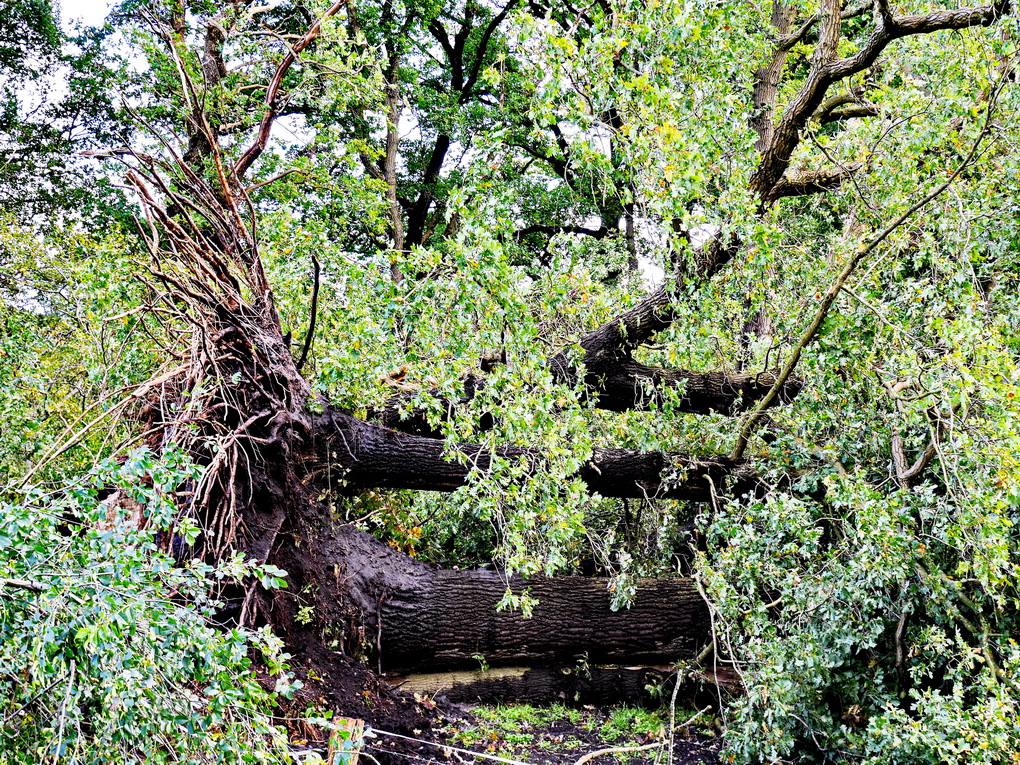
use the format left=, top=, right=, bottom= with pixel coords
left=360, top=703, right=724, bottom=765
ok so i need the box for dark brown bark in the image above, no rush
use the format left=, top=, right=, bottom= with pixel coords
left=273, top=514, right=712, bottom=694
left=375, top=363, right=801, bottom=439
left=766, top=165, right=859, bottom=202
left=317, top=408, right=759, bottom=501
left=749, top=0, right=1009, bottom=202
left=575, top=236, right=741, bottom=358
left=312, top=515, right=708, bottom=675
left=376, top=570, right=707, bottom=672
left=404, top=133, right=451, bottom=249
left=750, top=1, right=796, bottom=152
left=580, top=359, right=801, bottom=414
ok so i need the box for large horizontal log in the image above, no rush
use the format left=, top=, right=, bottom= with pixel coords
left=582, top=359, right=802, bottom=414
left=375, top=364, right=801, bottom=438
left=319, top=409, right=758, bottom=501
left=377, top=570, right=708, bottom=673
left=317, top=526, right=712, bottom=678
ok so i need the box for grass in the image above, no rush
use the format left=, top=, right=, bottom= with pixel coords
left=593, top=707, right=667, bottom=742
left=446, top=703, right=694, bottom=763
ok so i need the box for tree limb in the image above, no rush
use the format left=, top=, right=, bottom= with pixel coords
left=296, top=254, right=320, bottom=372
left=767, top=164, right=860, bottom=201
left=375, top=362, right=803, bottom=438
left=750, top=0, right=1009, bottom=201
left=322, top=409, right=759, bottom=501
left=731, top=97, right=998, bottom=459
left=514, top=223, right=612, bottom=240
left=233, top=0, right=348, bottom=181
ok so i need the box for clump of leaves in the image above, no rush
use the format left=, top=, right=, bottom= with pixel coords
left=0, top=447, right=296, bottom=764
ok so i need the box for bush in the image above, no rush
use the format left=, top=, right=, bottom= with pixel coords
left=0, top=447, right=295, bottom=764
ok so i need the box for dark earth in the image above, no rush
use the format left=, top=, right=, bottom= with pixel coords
left=365, top=702, right=723, bottom=765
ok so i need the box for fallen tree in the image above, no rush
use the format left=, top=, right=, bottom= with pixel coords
left=54, top=0, right=1018, bottom=758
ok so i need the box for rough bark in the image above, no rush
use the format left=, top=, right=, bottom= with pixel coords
left=271, top=512, right=711, bottom=684
left=750, top=0, right=796, bottom=152
left=766, top=165, right=859, bottom=202
left=316, top=408, right=759, bottom=501
left=376, top=569, right=707, bottom=672
left=374, top=233, right=797, bottom=434
left=749, top=0, right=1010, bottom=202
left=376, top=364, right=802, bottom=438
left=579, top=359, right=801, bottom=415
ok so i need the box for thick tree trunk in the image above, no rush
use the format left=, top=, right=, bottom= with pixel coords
left=269, top=510, right=711, bottom=697
left=377, top=569, right=707, bottom=672
left=317, top=408, right=758, bottom=501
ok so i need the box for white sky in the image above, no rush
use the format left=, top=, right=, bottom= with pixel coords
left=62, top=0, right=115, bottom=30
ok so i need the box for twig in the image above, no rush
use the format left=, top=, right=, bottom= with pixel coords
left=573, top=742, right=662, bottom=765
left=51, top=660, right=75, bottom=765
left=1, top=578, right=45, bottom=593
left=14, top=365, right=186, bottom=491
left=674, top=706, right=711, bottom=732
left=367, top=728, right=533, bottom=765
left=234, top=0, right=348, bottom=179
left=668, top=664, right=682, bottom=764
left=246, top=168, right=306, bottom=193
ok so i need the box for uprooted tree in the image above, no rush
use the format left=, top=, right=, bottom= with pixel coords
left=5, top=0, right=1020, bottom=760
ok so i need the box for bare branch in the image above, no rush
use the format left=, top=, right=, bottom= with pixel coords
left=831, top=1, right=1011, bottom=81
left=1, top=578, right=45, bottom=593
left=295, top=254, right=320, bottom=372
left=233, top=0, right=348, bottom=181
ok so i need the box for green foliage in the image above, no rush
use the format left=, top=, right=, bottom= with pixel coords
left=0, top=220, right=161, bottom=486
left=0, top=448, right=296, bottom=763
left=4, top=0, right=1020, bottom=761
left=593, top=706, right=666, bottom=743
left=450, top=703, right=667, bottom=762
left=0, top=2, right=123, bottom=221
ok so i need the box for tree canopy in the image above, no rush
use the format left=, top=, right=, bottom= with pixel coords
left=2, top=0, right=1020, bottom=762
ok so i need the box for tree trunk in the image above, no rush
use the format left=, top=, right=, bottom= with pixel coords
left=316, top=408, right=759, bottom=501
left=377, top=569, right=707, bottom=673
left=270, top=511, right=709, bottom=671
left=258, top=500, right=712, bottom=707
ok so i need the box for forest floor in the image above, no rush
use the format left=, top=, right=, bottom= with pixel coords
left=360, top=702, right=723, bottom=765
